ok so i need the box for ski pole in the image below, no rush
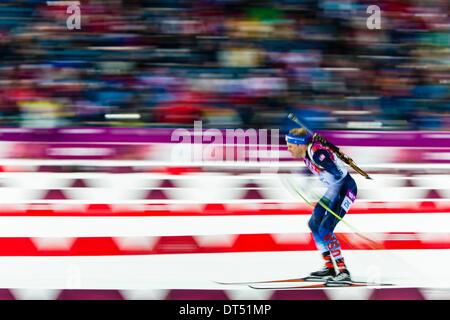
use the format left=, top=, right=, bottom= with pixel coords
left=282, top=175, right=384, bottom=250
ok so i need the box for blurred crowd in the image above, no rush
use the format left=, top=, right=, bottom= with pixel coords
left=0, top=0, right=449, bottom=130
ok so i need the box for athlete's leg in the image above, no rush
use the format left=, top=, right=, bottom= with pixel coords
left=318, top=177, right=358, bottom=275
left=308, top=197, right=329, bottom=254
left=308, top=197, right=336, bottom=277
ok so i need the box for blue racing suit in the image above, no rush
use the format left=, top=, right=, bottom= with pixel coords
left=304, top=140, right=358, bottom=261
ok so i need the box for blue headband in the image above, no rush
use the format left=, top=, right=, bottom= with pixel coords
left=285, top=134, right=310, bottom=145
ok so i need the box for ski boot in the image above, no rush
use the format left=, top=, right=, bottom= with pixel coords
left=308, top=251, right=336, bottom=280
left=309, top=266, right=337, bottom=280
left=332, top=269, right=351, bottom=282
left=331, top=258, right=352, bottom=282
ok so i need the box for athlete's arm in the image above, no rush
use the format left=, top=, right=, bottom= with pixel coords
left=312, top=149, right=344, bottom=180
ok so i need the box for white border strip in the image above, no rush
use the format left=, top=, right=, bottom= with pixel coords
left=46, top=1, right=80, bottom=5
left=0, top=159, right=450, bottom=169
left=0, top=213, right=448, bottom=237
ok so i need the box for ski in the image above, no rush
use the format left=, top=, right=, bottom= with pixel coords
left=215, top=276, right=326, bottom=286
left=249, top=280, right=394, bottom=290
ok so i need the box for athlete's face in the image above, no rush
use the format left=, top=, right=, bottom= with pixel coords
left=287, top=143, right=307, bottom=159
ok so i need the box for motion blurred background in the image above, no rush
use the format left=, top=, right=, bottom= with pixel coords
left=0, top=0, right=448, bottom=301
left=0, top=0, right=449, bottom=130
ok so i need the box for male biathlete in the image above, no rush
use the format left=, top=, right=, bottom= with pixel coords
left=285, top=128, right=358, bottom=281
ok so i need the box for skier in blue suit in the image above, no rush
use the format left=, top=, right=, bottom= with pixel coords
left=286, top=128, right=358, bottom=281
